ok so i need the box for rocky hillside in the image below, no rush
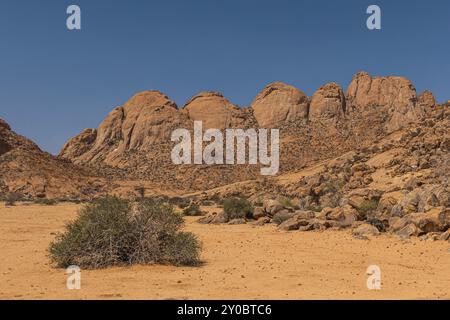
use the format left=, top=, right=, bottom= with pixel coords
left=191, top=101, right=450, bottom=240
left=59, top=72, right=437, bottom=193
left=0, top=118, right=107, bottom=199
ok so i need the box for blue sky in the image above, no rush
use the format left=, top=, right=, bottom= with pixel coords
left=1, top=0, right=449, bottom=154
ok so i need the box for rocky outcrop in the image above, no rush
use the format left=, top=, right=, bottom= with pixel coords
left=346, top=71, right=424, bottom=132
left=418, top=90, right=436, bottom=109
left=183, top=91, right=251, bottom=129
left=57, top=72, right=447, bottom=195
left=309, top=83, right=346, bottom=119
left=60, top=91, right=191, bottom=165
left=251, top=82, right=309, bottom=128
left=59, top=128, right=97, bottom=160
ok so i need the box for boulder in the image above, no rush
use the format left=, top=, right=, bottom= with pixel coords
left=293, top=210, right=316, bottom=220
left=439, top=230, right=450, bottom=241
left=327, top=206, right=358, bottom=227
left=211, top=212, right=228, bottom=224
left=252, top=207, right=266, bottom=220
left=228, top=218, right=246, bottom=225
left=409, top=208, right=450, bottom=233
left=278, top=217, right=308, bottom=231
left=396, top=223, right=419, bottom=239
left=197, top=214, right=216, bottom=224
left=346, top=72, right=423, bottom=132
left=264, top=199, right=285, bottom=216
left=251, top=82, right=309, bottom=128
left=183, top=91, right=250, bottom=129
left=309, top=83, right=346, bottom=119
left=273, top=210, right=296, bottom=225
left=353, top=223, right=380, bottom=237
left=250, top=217, right=271, bottom=226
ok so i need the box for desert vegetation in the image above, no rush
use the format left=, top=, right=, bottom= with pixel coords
left=223, top=197, right=253, bottom=220
left=182, top=203, right=203, bottom=216
left=49, top=197, right=201, bottom=269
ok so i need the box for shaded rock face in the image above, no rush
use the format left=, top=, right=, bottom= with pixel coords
left=60, top=91, right=191, bottom=164
left=59, top=128, right=97, bottom=160
left=251, top=82, right=309, bottom=128
left=0, top=118, right=11, bottom=131
left=183, top=91, right=251, bottom=129
left=0, top=119, right=12, bottom=155
left=346, top=72, right=424, bottom=132
left=309, top=83, right=346, bottom=120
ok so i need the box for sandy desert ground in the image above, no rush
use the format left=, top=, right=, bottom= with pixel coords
left=0, top=203, right=449, bottom=300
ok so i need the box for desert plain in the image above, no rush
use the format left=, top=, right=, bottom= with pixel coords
left=1, top=203, right=449, bottom=300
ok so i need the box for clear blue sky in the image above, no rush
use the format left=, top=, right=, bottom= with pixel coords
left=1, top=0, right=449, bottom=154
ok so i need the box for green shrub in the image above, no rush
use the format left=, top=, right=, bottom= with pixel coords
left=223, top=197, right=253, bottom=220
left=182, top=203, right=203, bottom=216
left=279, top=197, right=294, bottom=208
left=34, top=198, right=58, bottom=206
left=306, top=204, right=322, bottom=213
left=273, top=211, right=295, bottom=225
left=49, top=197, right=201, bottom=269
left=325, top=179, right=345, bottom=192
left=170, top=197, right=190, bottom=209
left=357, top=199, right=379, bottom=216
left=253, top=197, right=264, bottom=207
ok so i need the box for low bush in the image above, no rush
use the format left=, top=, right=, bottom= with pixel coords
left=253, top=197, right=264, bottom=207
left=306, top=204, right=322, bottom=213
left=182, top=203, right=203, bottom=216
left=279, top=197, right=294, bottom=208
left=34, top=198, right=58, bottom=206
left=357, top=199, right=379, bottom=216
left=223, top=197, right=253, bottom=220
left=49, top=197, right=201, bottom=269
left=273, top=211, right=295, bottom=225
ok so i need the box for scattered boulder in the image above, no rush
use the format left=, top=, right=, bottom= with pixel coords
left=273, top=210, right=296, bottom=225
left=263, top=199, right=285, bottom=216
left=278, top=217, right=308, bottom=231
left=211, top=212, right=228, bottom=224
left=396, top=223, right=419, bottom=239
left=250, top=217, right=271, bottom=226
left=353, top=223, right=380, bottom=237
left=439, top=230, right=450, bottom=241
left=228, top=218, right=247, bottom=225
left=252, top=207, right=266, bottom=220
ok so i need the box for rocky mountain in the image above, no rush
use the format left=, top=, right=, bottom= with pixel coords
left=58, top=71, right=440, bottom=195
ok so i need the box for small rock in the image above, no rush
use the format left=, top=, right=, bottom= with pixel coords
left=250, top=217, right=271, bottom=226
left=353, top=223, right=380, bottom=237
left=396, top=223, right=419, bottom=239
left=228, top=218, right=246, bottom=225
left=211, top=212, right=228, bottom=224
left=252, top=207, right=266, bottom=220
